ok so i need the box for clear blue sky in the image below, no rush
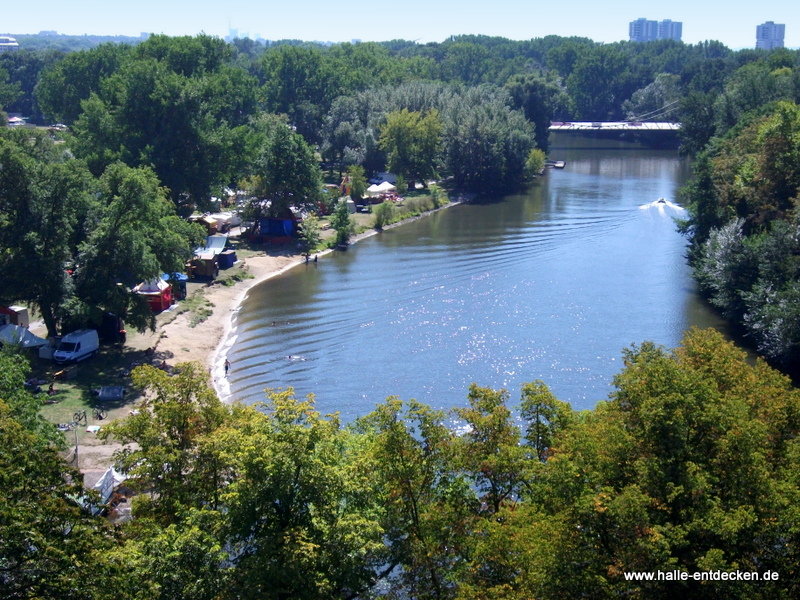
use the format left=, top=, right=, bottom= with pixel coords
left=5, top=0, right=798, bottom=49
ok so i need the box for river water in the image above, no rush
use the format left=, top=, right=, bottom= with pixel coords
left=224, top=138, right=724, bottom=420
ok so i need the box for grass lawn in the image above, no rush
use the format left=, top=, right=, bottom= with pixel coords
left=33, top=343, right=157, bottom=447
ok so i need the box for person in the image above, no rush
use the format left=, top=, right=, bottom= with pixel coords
left=224, top=358, right=231, bottom=375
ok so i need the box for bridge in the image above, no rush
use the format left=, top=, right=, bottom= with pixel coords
left=549, top=121, right=680, bottom=132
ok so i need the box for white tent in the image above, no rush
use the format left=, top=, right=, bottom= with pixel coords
left=133, top=278, right=169, bottom=295
left=0, top=324, right=48, bottom=348
left=366, top=181, right=396, bottom=197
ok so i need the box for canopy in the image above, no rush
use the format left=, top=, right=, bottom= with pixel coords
left=0, top=324, right=48, bottom=348
left=366, top=181, right=396, bottom=196
left=133, top=278, right=170, bottom=294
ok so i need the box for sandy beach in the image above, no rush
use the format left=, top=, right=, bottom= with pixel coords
left=51, top=199, right=464, bottom=481
left=131, top=248, right=308, bottom=393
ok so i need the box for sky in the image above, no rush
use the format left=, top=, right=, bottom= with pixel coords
left=5, top=0, right=798, bottom=49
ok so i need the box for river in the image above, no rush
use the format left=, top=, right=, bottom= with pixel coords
left=224, top=137, right=725, bottom=420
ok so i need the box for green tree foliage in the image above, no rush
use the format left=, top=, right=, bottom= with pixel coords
left=297, top=214, right=322, bottom=257
left=373, top=200, right=395, bottom=229
left=331, top=198, right=354, bottom=246
left=35, top=42, right=131, bottom=124
left=506, top=71, right=572, bottom=151
left=0, top=62, right=21, bottom=115
left=519, top=379, right=573, bottom=461
left=69, top=163, right=205, bottom=332
left=0, top=49, right=63, bottom=123
left=379, top=108, right=442, bottom=187
left=357, top=397, right=473, bottom=598
left=684, top=102, right=800, bottom=363
left=525, top=147, right=546, bottom=178
left=6, top=328, right=800, bottom=598
left=443, top=87, right=536, bottom=192
left=713, top=61, right=798, bottom=138
left=104, top=367, right=389, bottom=599
left=0, top=129, right=93, bottom=336
left=0, top=131, right=203, bottom=336
left=566, top=44, right=639, bottom=120
left=260, top=45, right=342, bottom=142
left=622, top=72, right=682, bottom=121
left=218, top=389, right=386, bottom=599
left=100, top=363, right=228, bottom=522
left=241, top=113, right=323, bottom=218
left=70, top=55, right=256, bottom=207
left=41, top=35, right=258, bottom=208
left=453, top=384, right=527, bottom=514
left=347, top=164, right=367, bottom=201
left=0, top=354, right=119, bottom=600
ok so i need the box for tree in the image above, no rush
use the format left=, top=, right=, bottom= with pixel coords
left=525, top=148, right=546, bottom=178
left=1, top=353, right=120, bottom=599
left=442, top=87, right=536, bottom=193
left=0, top=129, right=94, bottom=337
left=379, top=108, right=442, bottom=187
left=69, top=163, right=205, bottom=333
left=297, top=214, right=321, bottom=258
left=330, top=198, right=354, bottom=247
left=100, top=363, right=228, bottom=523
left=242, top=113, right=323, bottom=218
left=453, top=385, right=528, bottom=515
left=519, top=380, right=573, bottom=462
left=622, top=72, right=682, bottom=121
left=35, top=42, right=131, bottom=124
left=506, top=71, right=572, bottom=151
left=357, top=398, right=472, bottom=598
left=373, top=200, right=395, bottom=229
left=217, top=389, right=387, bottom=600
left=260, top=45, right=342, bottom=142
left=347, top=164, right=367, bottom=201
left=566, top=44, right=638, bottom=121
left=0, top=62, right=21, bottom=115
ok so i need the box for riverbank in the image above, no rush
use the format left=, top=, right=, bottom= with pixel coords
left=32, top=195, right=467, bottom=482
left=149, top=195, right=470, bottom=401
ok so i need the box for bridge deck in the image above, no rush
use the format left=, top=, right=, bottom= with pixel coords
left=549, top=121, right=680, bottom=131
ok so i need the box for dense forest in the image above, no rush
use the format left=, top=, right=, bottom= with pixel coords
left=2, top=32, right=800, bottom=598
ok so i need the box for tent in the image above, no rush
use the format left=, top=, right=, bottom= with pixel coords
left=133, top=278, right=173, bottom=313
left=366, top=181, right=396, bottom=197
left=0, top=324, right=48, bottom=348
left=195, top=233, right=228, bottom=256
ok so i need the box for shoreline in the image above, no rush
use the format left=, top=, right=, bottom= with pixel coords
left=155, top=195, right=469, bottom=402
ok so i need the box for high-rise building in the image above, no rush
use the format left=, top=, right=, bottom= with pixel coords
left=756, top=21, right=785, bottom=49
left=629, top=18, right=658, bottom=42
left=629, top=18, right=682, bottom=42
left=658, top=20, right=682, bottom=42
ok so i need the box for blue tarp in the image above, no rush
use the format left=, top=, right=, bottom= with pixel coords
left=194, top=233, right=228, bottom=256
left=260, top=218, right=294, bottom=237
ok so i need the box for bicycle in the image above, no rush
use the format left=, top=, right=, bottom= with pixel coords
left=72, top=407, right=107, bottom=423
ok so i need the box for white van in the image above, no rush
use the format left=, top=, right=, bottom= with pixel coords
left=53, top=329, right=100, bottom=363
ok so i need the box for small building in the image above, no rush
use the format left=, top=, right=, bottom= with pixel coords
left=0, top=36, right=19, bottom=52
left=0, top=305, right=29, bottom=328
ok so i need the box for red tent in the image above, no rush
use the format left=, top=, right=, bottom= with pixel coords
left=133, top=279, right=173, bottom=313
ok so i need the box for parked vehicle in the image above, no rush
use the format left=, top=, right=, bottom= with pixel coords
left=53, top=329, right=99, bottom=363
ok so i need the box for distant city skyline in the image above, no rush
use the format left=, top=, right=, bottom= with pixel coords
left=3, top=0, right=797, bottom=49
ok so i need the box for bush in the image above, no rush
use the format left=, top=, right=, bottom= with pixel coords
left=373, top=201, right=395, bottom=229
